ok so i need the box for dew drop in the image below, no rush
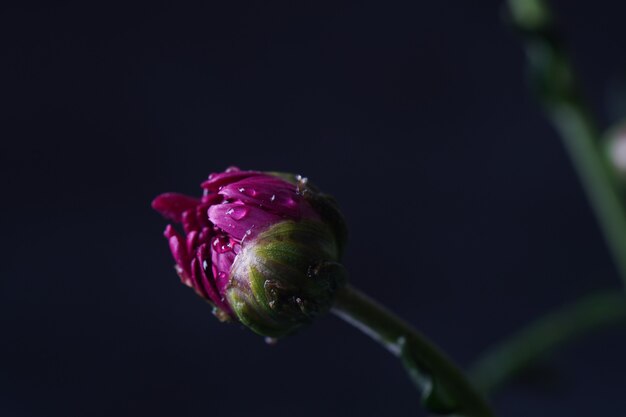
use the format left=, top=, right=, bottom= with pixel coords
left=227, top=206, right=249, bottom=220
left=242, top=188, right=258, bottom=197
left=270, top=194, right=276, bottom=202
left=212, top=236, right=233, bottom=253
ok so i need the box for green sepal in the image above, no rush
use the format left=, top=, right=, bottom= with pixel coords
left=226, top=220, right=348, bottom=338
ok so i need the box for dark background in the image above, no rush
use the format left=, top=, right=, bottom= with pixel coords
left=2, top=1, right=626, bottom=416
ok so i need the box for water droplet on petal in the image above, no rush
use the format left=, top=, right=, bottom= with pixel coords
left=227, top=206, right=249, bottom=220
left=212, top=236, right=234, bottom=253
left=242, top=188, right=258, bottom=197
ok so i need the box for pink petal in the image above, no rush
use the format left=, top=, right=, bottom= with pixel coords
left=200, top=170, right=264, bottom=192
left=197, top=244, right=232, bottom=313
left=210, top=238, right=237, bottom=294
left=208, top=203, right=282, bottom=241
left=189, top=257, right=210, bottom=298
left=164, top=225, right=191, bottom=277
left=152, top=193, right=200, bottom=222
left=219, top=178, right=301, bottom=218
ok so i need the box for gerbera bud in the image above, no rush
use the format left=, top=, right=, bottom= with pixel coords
left=152, top=167, right=348, bottom=337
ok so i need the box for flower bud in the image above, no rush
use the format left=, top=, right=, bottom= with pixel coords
left=152, top=167, right=348, bottom=337
left=606, top=123, right=626, bottom=179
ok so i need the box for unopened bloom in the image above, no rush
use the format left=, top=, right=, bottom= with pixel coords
left=607, top=123, right=626, bottom=179
left=152, top=167, right=347, bottom=337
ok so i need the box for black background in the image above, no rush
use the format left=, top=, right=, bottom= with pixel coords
left=2, top=1, right=626, bottom=416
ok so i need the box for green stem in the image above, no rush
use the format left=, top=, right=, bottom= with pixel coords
left=332, top=285, right=493, bottom=417
left=469, top=290, right=626, bottom=393
left=507, top=0, right=626, bottom=287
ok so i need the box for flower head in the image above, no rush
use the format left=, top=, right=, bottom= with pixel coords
left=152, top=167, right=347, bottom=337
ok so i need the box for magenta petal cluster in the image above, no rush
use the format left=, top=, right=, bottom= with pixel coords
left=152, top=167, right=321, bottom=319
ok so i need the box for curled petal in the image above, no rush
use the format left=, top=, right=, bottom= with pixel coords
left=197, top=244, right=232, bottom=314
left=197, top=226, right=212, bottom=244
left=152, top=193, right=200, bottom=222
left=185, top=230, right=199, bottom=256
left=210, top=240, right=237, bottom=294
left=164, top=225, right=191, bottom=277
left=201, top=191, right=222, bottom=205
left=189, top=257, right=210, bottom=299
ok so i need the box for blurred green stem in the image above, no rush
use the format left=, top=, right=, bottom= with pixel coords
left=333, top=285, right=493, bottom=417
left=469, top=290, right=626, bottom=393
left=469, top=0, right=626, bottom=396
left=508, top=0, right=626, bottom=287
